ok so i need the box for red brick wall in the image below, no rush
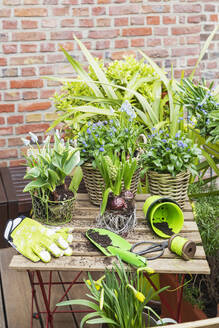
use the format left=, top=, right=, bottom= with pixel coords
left=0, top=0, right=218, bottom=166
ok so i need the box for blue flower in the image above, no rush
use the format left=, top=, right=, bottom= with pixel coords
left=166, top=147, right=170, bottom=151
left=99, top=146, right=104, bottom=152
left=95, top=134, right=99, bottom=137
left=87, top=128, right=91, bottom=134
left=96, top=121, right=102, bottom=127
left=82, top=149, right=86, bottom=152
left=162, top=139, right=167, bottom=143
left=82, top=141, right=87, bottom=146
left=109, top=119, right=113, bottom=123
left=177, top=141, right=185, bottom=148
left=152, top=127, right=156, bottom=131
left=166, top=133, right=169, bottom=137
left=175, top=132, right=180, bottom=138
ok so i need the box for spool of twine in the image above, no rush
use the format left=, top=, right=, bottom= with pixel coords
left=168, top=234, right=196, bottom=260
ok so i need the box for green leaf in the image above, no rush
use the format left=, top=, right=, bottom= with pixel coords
left=23, top=180, right=51, bottom=192
left=63, top=150, right=80, bottom=175
left=80, top=312, right=101, bottom=328
left=86, top=317, right=119, bottom=325
left=101, top=187, right=112, bottom=216
left=24, top=167, right=40, bottom=179
left=190, top=25, right=219, bottom=80
left=69, top=166, right=83, bottom=193
left=56, top=299, right=100, bottom=311
left=74, top=35, right=117, bottom=100
left=201, top=149, right=219, bottom=176
left=69, top=105, right=114, bottom=116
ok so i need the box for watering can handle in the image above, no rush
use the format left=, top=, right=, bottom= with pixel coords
left=108, top=246, right=147, bottom=268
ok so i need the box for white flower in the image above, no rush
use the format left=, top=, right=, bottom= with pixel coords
left=21, top=138, right=30, bottom=146
left=55, top=129, right=61, bottom=139
left=29, top=132, right=38, bottom=143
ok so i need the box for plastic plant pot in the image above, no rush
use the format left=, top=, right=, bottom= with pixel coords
left=143, top=195, right=184, bottom=238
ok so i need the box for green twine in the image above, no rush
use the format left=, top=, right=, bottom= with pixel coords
left=170, top=235, right=188, bottom=257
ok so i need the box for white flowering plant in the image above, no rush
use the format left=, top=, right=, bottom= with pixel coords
left=139, top=129, right=201, bottom=177
left=22, top=131, right=82, bottom=201
left=77, top=101, right=143, bottom=167
left=57, top=258, right=167, bottom=327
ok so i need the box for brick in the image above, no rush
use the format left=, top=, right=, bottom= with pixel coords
left=26, top=114, right=43, bottom=122
left=114, top=17, right=128, bottom=26
left=109, top=4, right=140, bottom=15
left=164, top=37, right=178, bottom=46
left=0, top=58, right=7, bottom=66
left=0, top=127, right=13, bottom=136
left=52, top=7, right=70, bottom=16
left=0, top=9, right=11, bottom=17
left=2, top=44, right=17, bottom=54
left=0, top=140, right=6, bottom=147
left=131, top=38, right=145, bottom=47
left=41, top=19, right=57, bottom=28
left=61, top=19, right=75, bottom=27
left=4, top=92, right=21, bottom=101
left=92, top=7, right=106, bottom=15
left=0, top=33, right=8, bottom=42
left=0, top=117, right=5, bottom=125
left=96, top=18, right=111, bottom=27
left=20, top=44, right=38, bottom=53
left=21, top=67, right=36, bottom=76
left=11, top=55, right=44, bottom=65
left=72, top=7, right=89, bottom=16
left=44, top=0, right=58, bottom=4
left=122, top=27, right=152, bottom=36
left=204, top=4, right=215, bottom=12
left=15, top=123, right=50, bottom=134
left=62, top=0, right=78, bottom=3
left=163, top=16, right=176, bottom=24
left=147, top=48, right=169, bottom=58
left=2, top=20, right=17, bottom=29
left=0, top=149, right=17, bottom=159
left=172, top=47, right=200, bottom=57
left=147, top=38, right=161, bottom=47
left=0, top=82, right=7, bottom=89
left=96, top=40, right=110, bottom=50
left=9, top=159, right=26, bottom=167
left=207, top=61, right=217, bottom=69
left=0, top=104, right=15, bottom=113
left=172, top=26, right=201, bottom=35
left=142, top=5, right=170, bottom=14
left=187, top=35, right=200, bottom=44
left=2, top=68, right=18, bottom=77
left=12, top=32, right=46, bottom=41
left=40, top=43, right=56, bottom=52
left=131, top=16, right=145, bottom=25
left=79, top=19, right=94, bottom=27
left=51, top=31, right=75, bottom=40
left=154, top=27, right=168, bottom=36
left=39, top=66, right=55, bottom=75
left=45, top=112, right=59, bottom=121
left=8, top=138, right=23, bottom=147
left=3, top=0, right=20, bottom=4
left=147, top=16, right=160, bottom=25
left=23, top=91, right=38, bottom=100
left=14, top=8, right=47, bottom=17
left=10, top=79, right=44, bottom=89
left=89, top=30, right=119, bottom=39
left=173, top=4, right=201, bottom=13
left=210, top=15, right=218, bottom=22
left=22, top=20, right=38, bottom=29
left=188, top=15, right=201, bottom=24
left=40, top=89, right=56, bottom=99
left=18, top=101, right=51, bottom=112
left=115, top=39, right=129, bottom=48
left=7, top=115, right=24, bottom=124
left=59, top=42, right=74, bottom=51
left=187, top=58, right=198, bottom=66
left=110, top=50, right=136, bottom=60
left=47, top=53, right=65, bottom=63
left=24, top=0, right=39, bottom=4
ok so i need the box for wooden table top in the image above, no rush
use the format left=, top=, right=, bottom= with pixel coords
left=9, top=194, right=210, bottom=275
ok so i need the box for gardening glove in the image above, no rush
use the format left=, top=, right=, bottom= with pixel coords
left=4, top=216, right=73, bottom=263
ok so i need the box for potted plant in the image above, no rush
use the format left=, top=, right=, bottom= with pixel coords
left=77, top=101, right=143, bottom=206
left=22, top=130, right=82, bottom=225
left=139, top=129, right=201, bottom=208
left=56, top=258, right=169, bottom=327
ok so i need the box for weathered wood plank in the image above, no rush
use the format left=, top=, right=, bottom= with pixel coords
left=9, top=255, right=210, bottom=274
left=161, top=317, right=219, bottom=328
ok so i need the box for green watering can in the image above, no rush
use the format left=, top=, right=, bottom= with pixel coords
left=143, top=195, right=184, bottom=239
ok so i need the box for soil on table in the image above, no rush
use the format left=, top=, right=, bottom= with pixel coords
left=153, top=221, right=174, bottom=236
left=86, top=229, right=112, bottom=248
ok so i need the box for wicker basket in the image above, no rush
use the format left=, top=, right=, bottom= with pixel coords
left=82, top=162, right=140, bottom=206
left=147, top=170, right=190, bottom=209
left=31, top=193, right=76, bottom=225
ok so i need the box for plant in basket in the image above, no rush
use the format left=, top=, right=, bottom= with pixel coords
left=95, top=151, right=138, bottom=236
left=22, top=130, right=82, bottom=225
left=77, top=101, right=143, bottom=206
left=139, top=129, right=201, bottom=208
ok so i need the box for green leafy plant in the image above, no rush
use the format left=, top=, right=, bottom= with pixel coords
left=57, top=259, right=168, bottom=327
left=22, top=131, right=82, bottom=201
left=139, top=129, right=201, bottom=177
